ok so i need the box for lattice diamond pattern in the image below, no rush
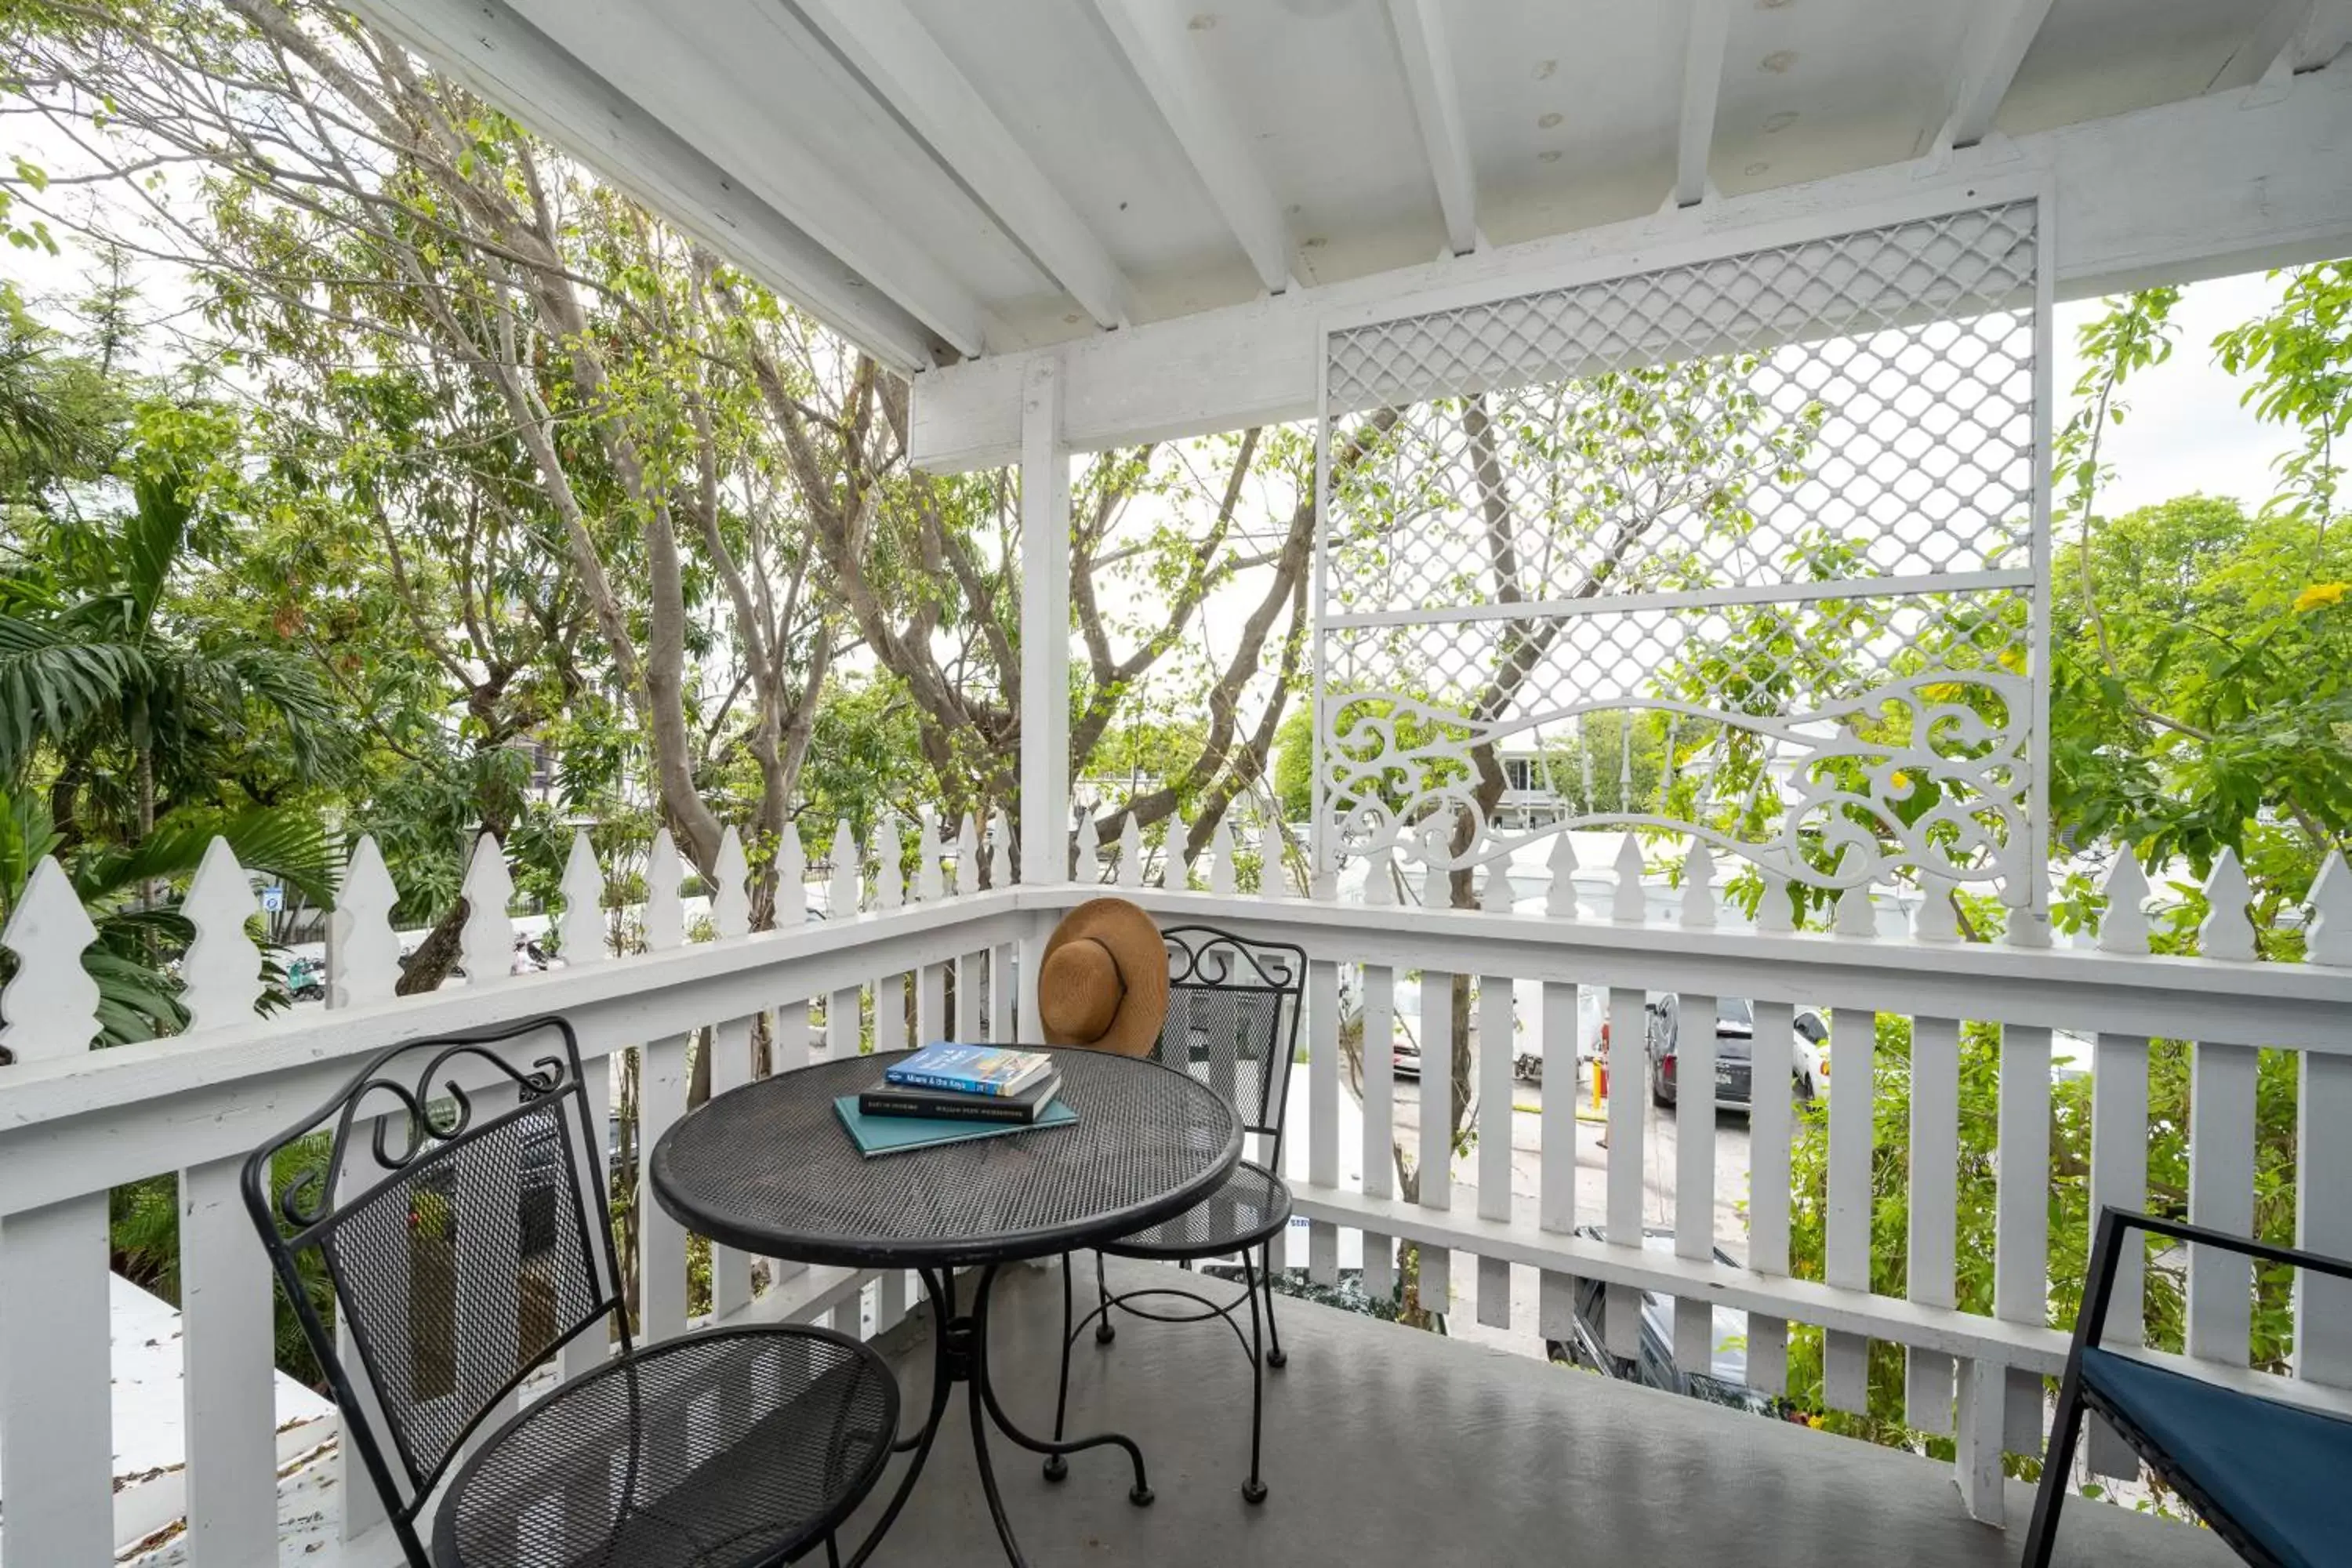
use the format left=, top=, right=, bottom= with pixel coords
left=1314, top=202, right=2047, bottom=902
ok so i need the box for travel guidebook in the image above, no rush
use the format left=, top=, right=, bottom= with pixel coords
left=832, top=1041, right=1075, bottom=1157
left=883, top=1043, right=1054, bottom=1098
left=859, top=1072, right=1062, bottom=1124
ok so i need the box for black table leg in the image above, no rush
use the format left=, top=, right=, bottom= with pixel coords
left=845, top=1261, right=1160, bottom=1567
left=970, top=1263, right=1154, bottom=1508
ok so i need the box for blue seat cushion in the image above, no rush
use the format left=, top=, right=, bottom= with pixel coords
left=2080, top=1345, right=2352, bottom=1568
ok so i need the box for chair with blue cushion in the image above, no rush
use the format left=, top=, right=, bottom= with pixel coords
left=2024, top=1207, right=2352, bottom=1568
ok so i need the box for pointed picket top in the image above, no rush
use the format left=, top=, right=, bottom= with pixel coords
left=1, top=857, right=100, bottom=1062
left=1911, top=872, right=1961, bottom=944
left=953, top=815, right=978, bottom=896
left=2306, top=851, right=2351, bottom=967
left=2097, top=851, right=2151, bottom=956
left=1419, top=823, right=1450, bottom=909
left=2198, top=847, right=2256, bottom=962
left=1545, top=833, right=1581, bottom=920
left=1074, top=812, right=1101, bottom=884
left=916, top=812, right=946, bottom=902
left=1833, top=848, right=1877, bottom=938
left=712, top=826, right=753, bottom=937
left=777, top=820, right=808, bottom=920
left=1611, top=832, right=1646, bottom=923
left=874, top=818, right=906, bottom=911
left=1756, top=869, right=1796, bottom=934
left=559, top=830, right=608, bottom=967
left=331, top=834, right=401, bottom=1007
left=1257, top=819, right=1290, bottom=899
left=1365, top=841, right=1396, bottom=907
left=644, top=827, right=686, bottom=952
left=1117, top=814, right=1143, bottom=888
left=985, top=808, right=1011, bottom=888
left=182, top=836, right=263, bottom=1033
left=459, top=833, right=517, bottom=982
left=1481, top=860, right=1513, bottom=914
left=829, top=818, right=862, bottom=917
left=1679, top=840, right=1717, bottom=930
left=1209, top=816, right=1237, bottom=896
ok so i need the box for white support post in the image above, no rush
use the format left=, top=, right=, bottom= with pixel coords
left=1019, top=353, right=1069, bottom=891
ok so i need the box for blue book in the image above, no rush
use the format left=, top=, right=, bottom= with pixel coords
left=833, top=1094, right=1076, bottom=1159
left=884, top=1043, right=1054, bottom=1098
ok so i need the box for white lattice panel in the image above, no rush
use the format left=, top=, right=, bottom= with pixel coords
left=1313, top=199, right=2048, bottom=905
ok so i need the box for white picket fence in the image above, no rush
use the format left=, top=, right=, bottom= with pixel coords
left=1076, top=819, right=2352, bottom=1523
left=2, top=808, right=2349, bottom=1560
left=0, top=812, right=1025, bottom=1566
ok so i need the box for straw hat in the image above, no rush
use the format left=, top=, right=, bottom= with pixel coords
left=1037, top=898, right=1170, bottom=1058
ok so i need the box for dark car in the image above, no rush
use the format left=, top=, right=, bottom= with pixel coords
left=1646, top=994, right=1828, bottom=1109
left=1545, top=1226, right=1798, bottom=1421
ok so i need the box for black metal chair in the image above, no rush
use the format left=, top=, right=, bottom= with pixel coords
left=2024, top=1206, right=2352, bottom=1568
left=243, top=1015, right=900, bottom=1568
left=1044, top=924, right=1305, bottom=1504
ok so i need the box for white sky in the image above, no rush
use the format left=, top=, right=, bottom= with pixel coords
left=2051, top=273, right=2298, bottom=515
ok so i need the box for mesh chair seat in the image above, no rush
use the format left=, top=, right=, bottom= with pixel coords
left=434, top=1324, right=898, bottom=1568
left=1098, top=1160, right=1292, bottom=1261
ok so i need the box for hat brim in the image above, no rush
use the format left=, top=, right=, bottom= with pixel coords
left=1040, top=898, right=1170, bottom=1058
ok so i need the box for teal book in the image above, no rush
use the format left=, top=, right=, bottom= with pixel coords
left=833, top=1093, right=1076, bottom=1158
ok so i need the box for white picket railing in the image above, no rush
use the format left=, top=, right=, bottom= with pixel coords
left=0, top=815, right=1025, bottom=1566
left=1076, top=819, right=2352, bottom=1524
left=2, top=812, right=2350, bottom=1560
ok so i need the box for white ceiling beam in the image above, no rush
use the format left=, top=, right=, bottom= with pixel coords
left=791, top=0, right=1134, bottom=329
left=1674, top=0, right=1733, bottom=209
left=2209, top=0, right=2317, bottom=93
left=1091, top=0, right=1293, bottom=294
left=344, top=0, right=942, bottom=371
left=2289, top=0, right=2352, bottom=72
left=500, top=0, right=993, bottom=358
left=1383, top=0, right=1478, bottom=255
left=913, top=67, right=2352, bottom=470
left=1942, top=0, right=2060, bottom=149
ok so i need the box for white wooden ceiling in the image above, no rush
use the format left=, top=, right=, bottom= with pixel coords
left=360, top=0, right=2352, bottom=372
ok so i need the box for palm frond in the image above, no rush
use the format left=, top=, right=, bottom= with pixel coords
left=0, top=615, right=149, bottom=776
left=81, top=805, right=338, bottom=908
left=123, top=470, right=193, bottom=629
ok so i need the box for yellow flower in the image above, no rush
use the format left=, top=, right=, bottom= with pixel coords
left=2295, top=582, right=2348, bottom=613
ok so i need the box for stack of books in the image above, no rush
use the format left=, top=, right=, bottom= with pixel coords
left=833, top=1044, right=1075, bottom=1158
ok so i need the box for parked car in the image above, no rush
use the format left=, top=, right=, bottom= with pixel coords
left=1646, top=994, right=1828, bottom=1110
left=1545, top=1226, right=1800, bottom=1421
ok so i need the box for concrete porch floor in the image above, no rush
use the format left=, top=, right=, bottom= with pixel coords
left=844, top=1257, right=2229, bottom=1568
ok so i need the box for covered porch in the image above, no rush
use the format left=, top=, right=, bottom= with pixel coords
left=4, top=1, right=2352, bottom=1565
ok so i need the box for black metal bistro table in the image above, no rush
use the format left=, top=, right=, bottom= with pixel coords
left=648, top=1047, right=1243, bottom=1567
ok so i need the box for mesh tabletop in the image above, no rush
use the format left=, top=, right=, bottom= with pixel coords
left=650, top=1048, right=1243, bottom=1269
